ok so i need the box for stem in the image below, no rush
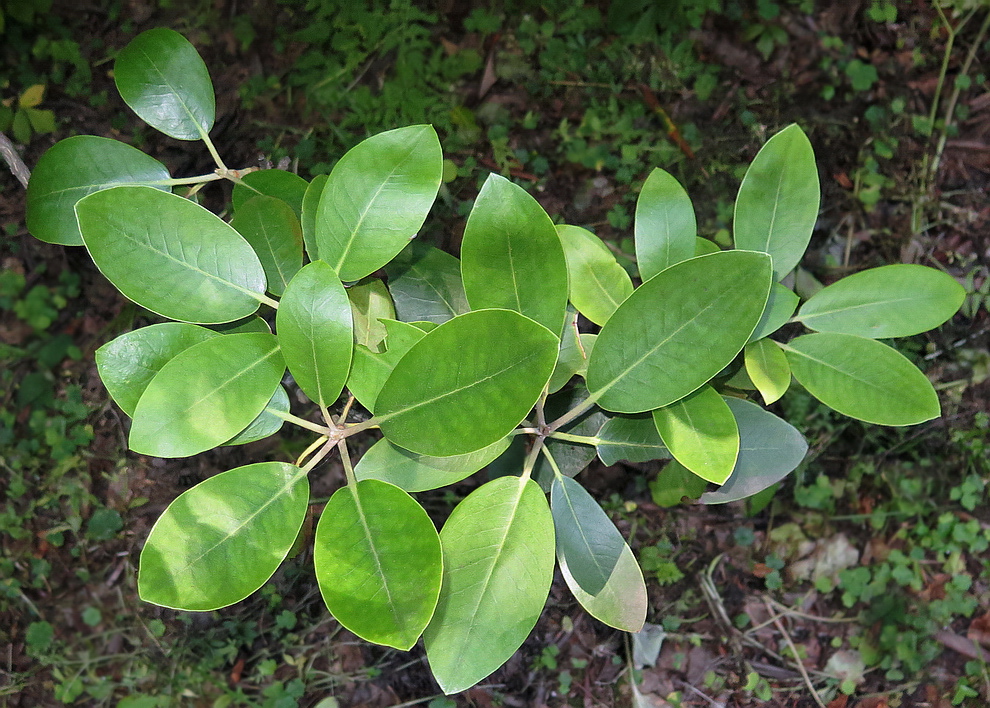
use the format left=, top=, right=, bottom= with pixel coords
left=541, top=445, right=563, bottom=478
left=146, top=172, right=225, bottom=187
left=338, top=395, right=356, bottom=423
left=256, top=293, right=280, bottom=310
left=200, top=130, right=228, bottom=172
left=547, top=392, right=600, bottom=432
left=338, top=439, right=358, bottom=487
left=296, top=435, right=329, bottom=468
left=342, top=417, right=382, bottom=437
left=521, top=437, right=544, bottom=482
left=301, top=438, right=337, bottom=474
left=266, top=408, right=332, bottom=435
left=548, top=431, right=600, bottom=446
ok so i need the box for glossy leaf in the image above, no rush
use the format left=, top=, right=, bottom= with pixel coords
left=347, top=278, right=395, bottom=353
left=316, top=125, right=442, bottom=281
left=551, top=476, right=626, bottom=595
left=129, top=332, right=285, bottom=457
left=347, top=320, right=427, bottom=413
left=635, top=168, right=697, bottom=280
left=795, top=264, right=966, bottom=338
left=114, top=28, right=215, bottom=141
left=376, top=309, right=558, bottom=457
left=210, top=315, right=272, bottom=334
left=76, top=186, right=266, bottom=323
left=384, top=240, right=469, bottom=324
left=276, top=261, right=352, bottom=408
left=649, top=460, right=707, bottom=507
left=586, top=250, right=772, bottom=413
left=749, top=282, right=799, bottom=342
left=699, top=397, right=808, bottom=504
left=744, top=339, right=790, bottom=405
left=96, top=323, right=218, bottom=416
left=314, top=480, right=442, bottom=650
left=138, top=462, right=308, bottom=610
left=557, top=225, right=633, bottom=326
left=354, top=436, right=511, bottom=492
left=783, top=333, right=940, bottom=425
left=461, top=174, right=569, bottom=335
left=301, top=174, right=328, bottom=261
left=424, top=476, right=554, bottom=694
left=653, top=385, right=739, bottom=485
left=560, top=542, right=646, bottom=632
left=596, top=414, right=670, bottom=466
left=231, top=169, right=308, bottom=217
left=26, top=136, right=171, bottom=246
left=230, top=195, right=303, bottom=296
left=734, top=124, right=820, bottom=280
left=225, top=385, right=289, bottom=445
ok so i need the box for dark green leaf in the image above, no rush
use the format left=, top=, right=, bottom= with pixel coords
left=231, top=169, right=308, bottom=217
left=384, top=240, right=469, bottom=324
left=748, top=282, right=799, bottom=342
left=596, top=414, right=670, bottom=466
left=230, top=195, right=303, bottom=296
left=648, top=460, right=707, bottom=507
left=224, top=384, right=289, bottom=445
left=301, top=174, right=328, bottom=261
left=551, top=476, right=625, bottom=595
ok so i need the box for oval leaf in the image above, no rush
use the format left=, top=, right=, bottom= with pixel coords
left=347, top=277, right=395, bottom=353
left=558, top=225, right=633, bottom=326
left=744, top=338, right=791, bottom=405
left=76, top=186, right=267, bottom=323
left=314, top=480, right=442, bottom=650
left=596, top=414, right=670, bottom=466
left=699, top=397, right=808, bottom=504
left=114, top=28, right=215, bottom=141
left=635, top=168, right=697, bottom=281
left=461, top=173, right=570, bottom=335
left=96, top=322, right=219, bottom=416
left=276, top=261, right=352, bottom=408
left=129, top=332, right=285, bottom=457
left=316, top=125, right=442, bottom=281
left=26, top=136, right=171, bottom=246
left=301, top=174, right=328, bottom=261
left=138, top=462, right=308, bottom=610
left=424, top=476, right=555, bottom=694
left=231, top=169, right=308, bottom=217
left=384, top=240, right=470, bottom=325
left=734, top=124, right=820, bottom=280
left=376, top=309, right=559, bottom=457
left=783, top=333, right=940, bottom=426
left=560, top=543, right=646, bottom=632
left=652, top=385, right=739, bottom=485
left=587, top=250, right=772, bottom=413
left=795, top=264, right=966, bottom=338
left=355, top=436, right=511, bottom=492
left=230, top=195, right=303, bottom=297
left=649, top=459, right=707, bottom=507
left=551, top=476, right=627, bottom=596
left=548, top=310, right=591, bottom=394
left=224, top=384, right=289, bottom=445
left=347, top=320, right=427, bottom=413
left=749, top=282, right=799, bottom=343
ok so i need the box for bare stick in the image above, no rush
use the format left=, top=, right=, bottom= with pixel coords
left=0, top=132, right=30, bottom=188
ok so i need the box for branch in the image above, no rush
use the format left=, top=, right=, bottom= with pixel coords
left=0, top=132, right=30, bottom=188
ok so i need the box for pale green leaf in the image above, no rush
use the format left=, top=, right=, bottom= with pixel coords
left=749, top=282, right=799, bottom=342
left=301, top=174, right=328, bottom=261
left=224, top=385, right=289, bottom=445
left=347, top=320, right=427, bottom=413
left=557, top=225, right=633, bottom=326
left=354, top=436, right=511, bottom=492
left=653, top=385, right=739, bottom=485
left=347, top=278, right=395, bottom=353
left=559, top=543, right=646, bottom=632
left=551, top=476, right=626, bottom=595
left=744, top=339, right=791, bottom=405
left=231, top=169, right=308, bottom=218
left=635, top=168, right=697, bottom=280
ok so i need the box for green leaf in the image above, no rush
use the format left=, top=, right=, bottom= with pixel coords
left=96, top=322, right=218, bottom=416
left=26, top=136, right=171, bottom=246
left=734, top=124, right=820, bottom=280
left=231, top=169, right=308, bottom=218
left=138, top=462, right=308, bottom=610
left=559, top=543, right=646, bottom=632
left=794, top=264, right=966, bottom=338
left=424, top=476, right=554, bottom=694
left=695, top=237, right=721, bottom=256
left=301, top=174, right=328, bottom=261
left=653, top=385, right=739, bottom=485
left=354, top=436, right=511, bottom=492
left=587, top=251, right=772, bottom=413
left=314, top=480, right=442, bottom=650
left=649, top=460, right=707, bottom=507
left=749, top=282, right=799, bottom=342
left=347, top=320, right=427, bottom=413
left=384, top=240, right=470, bottom=324
left=699, top=397, right=808, bottom=504
left=210, top=315, right=271, bottom=335
left=744, top=339, right=790, bottom=405
left=276, top=261, right=352, bottom=408
left=347, top=278, right=395, bottom=353
left=547, top=309, right=588, bottom=394
left=783, top=333, right=940, bottom=426
left=316, top=125, right=442, bottom=281
left=557, top=225, right=633, bottom=326
left=76, top=186, right=266, bottom=323
left=461, top=174, right=569, bottom=335
left=596, top=414, right=670, bottom=466
left=376, top=309, right=558, bottom=457
left=635, top=168, right=697, bottom=281
left=129, top=332, right=285, bottom=457
left=24, top=107, right=55, bottom=134
left=230, top=196, right=303, bottom=296
left=551, top=476, right=626, bottom=595
left=532, top=387, right=606, bottom=490
left=225, top=385, right=289, bottom=445
left=113, top=28, right=215, bottom=141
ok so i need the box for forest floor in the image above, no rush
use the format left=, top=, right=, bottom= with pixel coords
left=2, top=1, right=990, bottom=707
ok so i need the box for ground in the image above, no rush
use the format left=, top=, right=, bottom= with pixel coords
left=1, top=1, right=989, bottom=707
